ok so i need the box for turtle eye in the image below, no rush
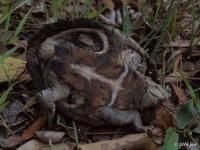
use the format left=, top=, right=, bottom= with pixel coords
left=76, top=33, right=102, bottom=52
left=54, top=44, right=66, bottom=56
left=71, top=29, right=109, bottom=54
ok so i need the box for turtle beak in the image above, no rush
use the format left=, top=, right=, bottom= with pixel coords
left=141, top=77, right=171, bottom=109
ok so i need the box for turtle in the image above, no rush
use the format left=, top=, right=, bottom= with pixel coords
left=27, top=18, right=171, bottom=132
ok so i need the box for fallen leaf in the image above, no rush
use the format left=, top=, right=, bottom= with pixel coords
left=191, top=49, right=200, bottom=57
left=2, top=101, right=25, bottom=127
left=168, top=39, right=191, bottom=47
left=17, top=139, right=70, bottom=150
left=164, top=72, right=182, bottom=83
left=102, top=0, right=114, bottom=10
left=21, top=116, right=47, bottom=140
left=173, top=55, right=182, bottom=72
left=13, top=40, right=28, bottom=50
left=35, top=131, right=65, bottom=144
left=79, top=128, right=162, bottom=150
left=147, top=128, right=165, bottom=145
left=0, top=135, right=23, bottom=148
left=155, top=106, right=174, bottom=129
left=164, top=71, right=194, bottom=83
left=122, top=0, right=130, bottom=6
left=0, top=57, right=26, bottom=83
left=171, top=83, right=189, bottom=104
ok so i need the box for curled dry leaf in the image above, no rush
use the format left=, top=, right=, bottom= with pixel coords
left=35, top=131, right=65, bottom=144
left=21, top=115, right=47, bottom=140
left=79, top=128, right=162, bottom=150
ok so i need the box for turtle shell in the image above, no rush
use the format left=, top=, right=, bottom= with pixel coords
left=27, top=18, right=169, bottom=125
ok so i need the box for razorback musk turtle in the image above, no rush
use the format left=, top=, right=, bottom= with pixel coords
left=27, top=18, right=171, bottom=131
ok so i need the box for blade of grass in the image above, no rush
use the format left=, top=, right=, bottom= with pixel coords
left=153, top=0, right=161, bottom=24
left=189, top=0, right=196, bottom=49
left=87, top=6, right=106, bottom=19
left=143, top=31, right=159, bottom=49
left=152, top=0, right=177, bottom=55
left=52, top=0, right=59, bottom=21
left=140, top=29, right=156, bottom=45
left=72, top=121, right=80, bottom=150
left=2, top=13, right=11, bottom=44
left=122, top=6, right=133, bottom=37
left=0, top=88, right=10, bottom=112
left=0, top=83, right=15, bottom=112
left=0, top=47, right=17, bottom=64
left=14, top=8, right=32, bottom=38
left=0, top=0, right=27, bottom=25
left=81, top=0, right=93, bottom=18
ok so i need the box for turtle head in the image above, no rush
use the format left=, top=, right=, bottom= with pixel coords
left=141, top=77, right=171, bottom=110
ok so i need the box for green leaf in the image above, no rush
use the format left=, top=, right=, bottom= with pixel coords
left=163, top=127, right=179, bottom=150
left=176, top=100, right=194, bottom=129
left=194, top=101, right=200, bottom=113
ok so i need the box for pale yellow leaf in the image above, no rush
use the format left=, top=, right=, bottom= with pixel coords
left=0, top=57, right=26, bottom=82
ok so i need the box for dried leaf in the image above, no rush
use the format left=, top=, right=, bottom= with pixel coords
left=164, top=72, right=182, bottom=83
left=171, top=83, right=189, bottom=103
left=173, top=55, right=182, bottom=72
left=21, top=116, right=47, bottom=140
left=122, top=0, right=130, bottom=6
left=2, top=102, right=24, bottom=126
left=0, top=57, right=26, bottom=82
left=79, top=128, right=162, bottom=150
left=191, top=50, right=200, bottom=57
left=14, top=40, right=28, bottom=49
left=17, top=139, right=70, bottom=150
left=102, top=0, right=114, bottom=10
left=35, top=131, right=65, bottom=144
left=168, top=39, right=191, bottom=47
left=0, top=135, right=23, bottom=148
left=156, top=106, right=174, bottom=129
left=147, top=128, right=165, bottom=145
left=164, top=71, right=193, bottom=83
